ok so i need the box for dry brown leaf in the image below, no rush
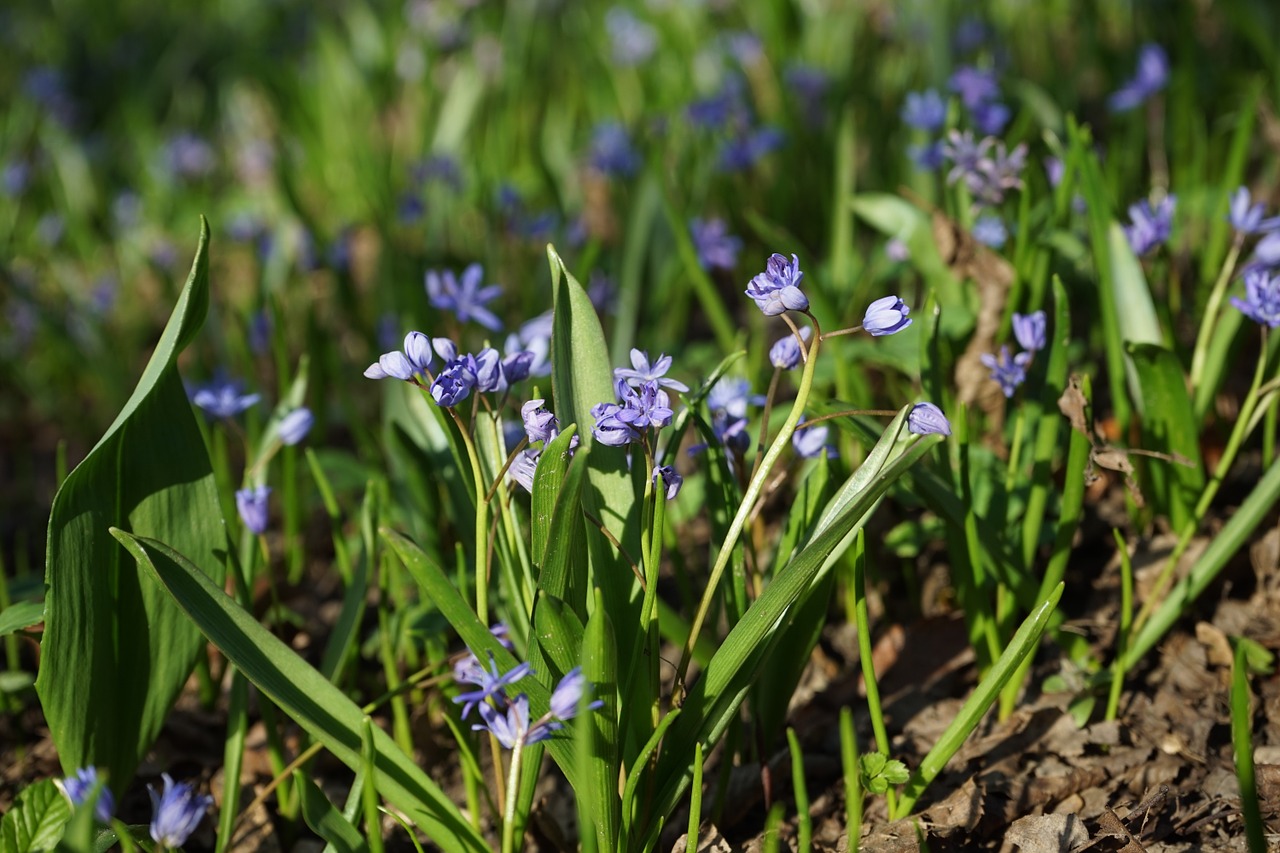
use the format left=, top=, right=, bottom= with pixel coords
left=1005, top=813, right=1090, bottom=853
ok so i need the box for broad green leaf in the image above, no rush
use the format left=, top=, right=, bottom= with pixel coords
left=532, top=428, right=588, bottom=615
left=578, top=588, right=619, bottom=853
left=0, top=600, right=44, bottom=637
left=36, top=219, right=226, bottom=791
left=532, top=593, right=585, bottom=677
left=1107, top=223, right=1164, bottom=400
left=109, top=530, right=486, bottom=853
left=0, top=779, right=72, bottom=853
left=1127, top=342, right=1205, bottom=529
left=530, top=425, right=580, bottom=569
left=297, top=771, right=369, bottom=853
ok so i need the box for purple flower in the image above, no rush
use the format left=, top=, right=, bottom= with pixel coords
left=745, top=253, right=809, bottom=316
left=278, top=408, right=314, bottom=445
left=474, top=694, right=556, bottom=748
left=472, top=348, right=506, bottom=393
left=652, top=465, right=683, bottom=500
left=970, top=100, right=1010, bottom=136
left=944, top=132, right=1027, bottom=207
left=589, top=122, right=641, bottom=178
left=548, top=667, right=603, bottom=719
left=431, top=358, right=478, bottom=407
left=784, top=64, right=830, bottom=124
left=769, top=326, right=811, bottom=370
left=1228, top=187, right=1280, bottom=236
left=907, top=403, right=952, bottom=436
left=972, top=215, right=1007, bottom=249
left=2, top=160, right=30, bottom=196
left=907, top=140, right=946, bottom=171
left=149, top=774, right=214, bottom=848
left=717, top=126, right=785, bottom=172
left=453, top=653, right=533, bottom=719
left=193, top=377, right=260, bottom=419
left=364, top=331, right=435, bottom=381
left=690, top=218, right=743, bottom=272
left=862, top=295, right=912, bottom=336
left=605, top=7, right=657, bottom=66
left=591, top=402, right=639, bottom=446
left=522, top=399, right=558, bottom=444
left=614, top=380, right=674, bottom=431
left=163, top=133, right=217, bottom=182
left=949, top=66, right=999, bottom=109
left=1231, top=268, right=1280, bottom=328
left=236, top=485, right=271, bottom=535
left=792, top=421, right=834, bottom=459
left=509, top=450, right=540, bottom=493
left=425, top=264, right=504, bottom=331
left=1123, top=195, right=1175, bottom=256
left=686, top=84, right=748, bottom=130
left=901, top=89, right=947, bottom=132
left=58, top=768, right=115, bottom=823
left=1012, top=310, right=1047, bottom=353
left=1250, top=233, right=1280, bottom=272
left=886, top=239, right=910, bottom=262
left=980, top=346, right=1032, bottom=397
left=614, top=349, right=689, bottom=392
left=1108, top=43, right=1169, bottom=113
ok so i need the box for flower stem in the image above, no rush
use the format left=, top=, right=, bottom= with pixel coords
left=1189, top=234, right=1242, bottom=389
left=501, top=736, right=525, bottom=853
left=852, top=529, right=896, bottom=817
left=674, top=316, right=823, bottom=702
left=445, top=405, right=492, bottom=624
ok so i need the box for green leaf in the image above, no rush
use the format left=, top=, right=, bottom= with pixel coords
left=531, top=592, right=585, bottom=677
left=0, top=600, right=44, bottom=637
left=36, top=219, right=226, bottom=791
left=578, top=588, right=619, bottom=853
left=1127, top=342, right=1205, bottom=529
left=0, top=780, right=72, bottom=853
left=108, top=530, right=486, bottom=853
left=531, top=428, right=588, bottom=615
left=296, top=773, right=369, bottom=853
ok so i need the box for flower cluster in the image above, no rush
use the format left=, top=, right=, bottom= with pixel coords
left=454, top=642, right=601, bottom=749
left=1108, top=43, right=1169, bottom=113
left=690, top=217, right=743, bottom=272
left=745, top=253, right=808, bottom=316
left=981, top=310, right=1046, bottom=398
left=592, top=379, right=675, bottom=447
left=588, top=122, right=641, bottom=178
left=364, top=331, right=535, bottom=409
left=1123, top=194, right=1176, bottom=256
left=510, top=399, right=578, bottom=493
left=949, top=66, right=1010, bottom=135
left=57, top=768, right=115, bottom=824
left=943, top=131, right=1027, bottom=208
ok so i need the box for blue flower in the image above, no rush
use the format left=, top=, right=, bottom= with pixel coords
left=972, top=215, right=1007, bottom=249
left=907, top=140, right=946, bottom=171
left=2, top=160, right=30, bottom=196
left=686, top=84, right=748, bottom=130
left=364, top=331, right=434, bottom=381
left=59, top=768, right=115, bottom=823
left=589, top=122, right=641, bottom=178
left=591, top=402, right=638, bottom=446
left=193, top=377, right=260, bottom=419
left=944, top=132, right=1027, bottom=207
left=769, top=326, right=811, bottom=370
left=1231, top=269, right=1280, bottom=328
left=652, top=465, right=683, bottom=500
left=453, top=653, right=533, bottom=719
left=425, top=264, right=504, bottom=331
left=862, top=295, right=912, bottom=336
left=970, top=100, right=1010, bottom=136
left=606, top=7, right=657, bottom=66
left=1108, top=43, right=1169, bottom=113
left=614, top=349, right=689, bottom=393
left=717, top=127, right=784, bottom=172
left=901, top=90, right=947, bottom=132
left=785, top=64, right=831, bottom=124
left=236, top=486, right=271, bottom=535
left=163, top=133, right=217, bottom=182
left=278, top=408, right=314, bottom=446
left=149, top=774, right=214, bottom=848
left=1228, top=187, right=1280, bottom=236
left=690, top=218, right=743, bottom=272
left=474, top=694, right=556, bottom=748
left=548, top=667, right=603, bottom=719
left=980, top=346, right=1031, bottom=397
left=522, top=399, right=558, bottom=444
left=745, top=253, right=808, bottom=316
left=509, top=450, right=540, bottom=493
left=792, top=421, right=834, bottom=459
left=907, top=403, right=953, bottom=436
left=614, top=380, right=674, bottom=431
left=430, top=358, right=478, bottom=407
left=1012, top=311, right=1047, bottom=353
left=1123, top=195, right=1175, bottom=256
left=949, top=66, right=999, bottom=109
